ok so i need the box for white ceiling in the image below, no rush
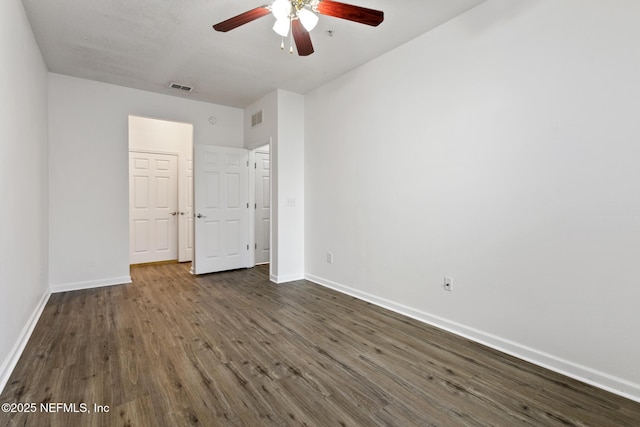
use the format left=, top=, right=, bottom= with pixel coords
left=22, top=0, right=485, bottom=108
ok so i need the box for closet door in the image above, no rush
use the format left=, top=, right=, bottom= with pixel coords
left=129, top=152, right=178, bottom=264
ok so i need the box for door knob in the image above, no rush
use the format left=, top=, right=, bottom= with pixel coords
left=170, top=211, right=178, bottom=216
left=196, top=213, right=206, bottom=218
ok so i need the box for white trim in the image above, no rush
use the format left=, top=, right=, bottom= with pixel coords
left=0, top=290, right=50, bottom=394
left=246, top=138, right=271, bottom=152
left=270, top=273, right=304, bottom=284
left=248, top=149, right=257, bottom=267
left=50, top=276, right=132, bottom=293
left=128, top=148, right=181, bottom=156
left=128, top=114, right=193, bottom=127
left=305, top=273, right=640, bottom=404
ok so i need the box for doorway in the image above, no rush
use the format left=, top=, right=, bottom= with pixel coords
left=253, top=145, right=270, bottom=265
left=128, top=116, right=194, bottom=265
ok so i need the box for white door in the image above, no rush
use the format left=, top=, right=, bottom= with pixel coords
left=129, top=152, right=178, bottom=264
left=193, top=145, right=250, bottom=274
left=255, top=151, right=270, bottom=264
left=178, top=158, right=194, bottom=262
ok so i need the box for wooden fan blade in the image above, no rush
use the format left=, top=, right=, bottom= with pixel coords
left=213, top=6, right=271, bottom=32
left=316, top=1, right=384, bottom=26
left=292, top=19, right=314, bottom=56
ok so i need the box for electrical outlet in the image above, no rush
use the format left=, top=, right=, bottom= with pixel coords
left=444, top=277, right=453, bottom=291
left=326, top=252, right=334, bottom=264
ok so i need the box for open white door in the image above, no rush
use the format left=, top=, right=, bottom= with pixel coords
left=255, top=151, right=270, bottom=264
left=193, top=145, right=250, bottom=275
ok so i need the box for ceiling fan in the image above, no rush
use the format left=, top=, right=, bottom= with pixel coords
left=212, top=0, right=384, bottom=56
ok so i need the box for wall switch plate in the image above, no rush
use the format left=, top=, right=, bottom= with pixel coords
left=444, top=277, right=453, bottom=291
left=326, top=252, right=334, bottom=264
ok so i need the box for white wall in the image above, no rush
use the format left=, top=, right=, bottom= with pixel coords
left=243, top=90, right=304, bottom=282
left=305, top=0, right=640, bottom=400
left=129, top=115, right=193, bottom=156
left=273, top=90, right=305, bottom=282
left=49, top=74, right=243, bottom=291
left=0, top=0, right=49, bottom=391
left=244, top=91, right=277, bottom=150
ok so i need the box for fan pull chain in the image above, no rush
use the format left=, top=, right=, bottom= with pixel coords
left=289, top=26, right=294, bottom=54
left=280, top=37, right=284, bottom=50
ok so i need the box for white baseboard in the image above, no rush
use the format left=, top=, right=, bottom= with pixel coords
left=270, top=273, right=305, bottom=284
left=305, top=273, right=640, bottom=404
left=0, top=290, right=50, bottom=394
left=50, top=276, right=132, bottom=293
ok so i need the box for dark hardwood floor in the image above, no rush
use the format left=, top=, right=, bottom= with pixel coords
left=2, top=263, right=640, bottom=426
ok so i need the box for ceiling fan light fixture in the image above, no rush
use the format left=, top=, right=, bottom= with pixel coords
left=271, top=0, right=291, bottom=20
left=298, top=8, right=319, bottom=32
left=273, top=17, right=290, bottom=37
left=212, top=0, right=384, bottom=57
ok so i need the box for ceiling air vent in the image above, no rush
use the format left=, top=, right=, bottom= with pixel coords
left=251, top=110, right=263, bottom=127
left=169, top=82, right=193, bottom=92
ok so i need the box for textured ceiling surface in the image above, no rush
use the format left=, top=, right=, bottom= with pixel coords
left=22, top=0, right=485, bottom=108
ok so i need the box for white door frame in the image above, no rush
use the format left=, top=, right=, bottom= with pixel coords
left=128, top=115, right=194, bottom=264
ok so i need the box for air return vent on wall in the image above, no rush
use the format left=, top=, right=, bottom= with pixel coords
left=251, top=110, right=263, bottom=127
left=169, top=82, right=193, bottom=92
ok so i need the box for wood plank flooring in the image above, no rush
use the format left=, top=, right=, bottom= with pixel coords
left=1, top=263, right=640, bottom=426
